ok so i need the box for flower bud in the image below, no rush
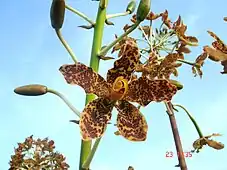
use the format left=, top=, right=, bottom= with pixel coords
left=169, top=80, right=183, bottom=90
left=126, top=0, right=136, bottom=14
left=14, top=85, right=47, bottom=96
left=136, top=0, right=151, bottom=22
left=50, top=0, right=65, bottom=29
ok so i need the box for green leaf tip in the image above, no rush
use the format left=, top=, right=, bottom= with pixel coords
left=50, top=0, right=65, bottom=29
left=14, top=84, right=48, bottom=96
left=169, top=79, right=183, bottom=90
left=136, top=0, right=151, bottom=22
left=126, top=0, right=136, bottom=14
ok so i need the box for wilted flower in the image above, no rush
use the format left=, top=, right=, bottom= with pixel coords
left=192, top=133, right=224, bottom=153
left=136, top=52, right=183, bottom=79
left=203, top=31, right=227, bottom=74
left=60, top=37, right=178, bottom=141
left=161, top=10, right=172, bottom=29
left=172, top=16, right=198, bottom=46
left=192, top=52, right=208, bottom=78
left=9, top=135, right=69, bottom=169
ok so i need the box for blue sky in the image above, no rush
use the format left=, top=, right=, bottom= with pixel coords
left=1, top=0, right=227, bottom=169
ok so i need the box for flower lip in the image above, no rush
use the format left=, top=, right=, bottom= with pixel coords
left=110, top=76, right=129, bottom=100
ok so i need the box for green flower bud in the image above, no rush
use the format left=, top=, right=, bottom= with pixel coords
left=50, top=0, right=65, bottom=29
left=126, top=0, right=136, bottom=14
left=14, top=85, right=48, bottom=96
left=169, top=80, right=183, bottom=90
left=136, top=0, right=151, bottom=22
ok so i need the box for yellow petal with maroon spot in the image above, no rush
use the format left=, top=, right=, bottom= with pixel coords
left=59, top=62, right=110, bottom=98
left=124, top=77, right=178, bottom=106
left=107, top=37, right=140, bottom=84
left=115, top=100, right=148, bottom=141
left=79, top=98, right=114, bottom=141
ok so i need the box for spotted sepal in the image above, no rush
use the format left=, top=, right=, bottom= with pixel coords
left=79, top=98, right=114, bottom=141
left=107, top=38, right=140, bottom=84
left=59, top=62, right=110, bottom=98
left=115, top=100, right=148, bottom=141
left=124, top=77, right=178, bottom=106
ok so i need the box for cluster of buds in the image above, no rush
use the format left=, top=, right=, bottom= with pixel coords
left=9, top=136, right=69, bottom=169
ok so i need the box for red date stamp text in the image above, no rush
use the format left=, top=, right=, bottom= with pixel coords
left=165, top=151, right=192, bottom=158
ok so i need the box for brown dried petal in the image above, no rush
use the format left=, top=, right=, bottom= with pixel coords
left=160, top=53, right=179, bottom=68
left=115, top=101, right=148, bottom=141
left=207, top=31, right=227, bottom=53
left=175, top=21, right=187, bottom=37
left=146, top=11, right=162, bottom=20
left=204, top=46, right=227, bottom=61
left=173, top=15, right=181, bottom=29
left=59, top=62, right=110, bottom=98
left=161, top=10, right=172, bottom=29
left=131, top=14, right=137, bottom=23
left=195, top=52, right=208, bottom=66
left=177, top=44, right=191, bottom=54
left=139, top=25, right=151, bottom=38
left=192, top=137, right=207, bottom=153
left=191, top=66, right=203, bottom=78
left=192, top=133, right=224, bottom=153
left=180, top=36, right=198, bottom=46
left=221, top=60, right=227, bottom=74
left=224, top=17, right=227, bottom=22
left=124, top=77, right=178, bottom=106
left=79, top=98, right=114, bottom=140
left=107, top=38, right=140, bottom=84
left=123, top=24, right=133, bottom=32
left=205, top=139, right=224, bottom=150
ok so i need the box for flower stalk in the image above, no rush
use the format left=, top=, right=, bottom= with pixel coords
left=165, top=102, right=188, bottom=170
left=47, top=88, right=81, bottom=117
left=55, top=30, right=78, bottom=63
left=99, top=22, right=140, bottom=57
left=65, top=4, right=95, bottom=26
left=106, top=11, right=130, bottom=20
left=177, top=59, right=200, bottom=68
left=173, top=104, right=203, bottom=138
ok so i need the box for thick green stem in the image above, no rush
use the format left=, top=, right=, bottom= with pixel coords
left=55, top=29, right=78, bottom=63
left=99, top=22, right=140, bottom=56
left=82, top=138, right=102, bottom=169
left=173, top=104, right=203, bottom=138
left=65, top=5, right=95, bottom=25
left=106, top=11, right=130, bottom=19
left=79, top=1, right=108, bottom=169
left=47, top=88, right=80, bottom=117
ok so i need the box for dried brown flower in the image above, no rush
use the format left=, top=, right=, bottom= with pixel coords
left=192, top=133, right=224, bottom=153
left=9, top=135, right=69, bottom=169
